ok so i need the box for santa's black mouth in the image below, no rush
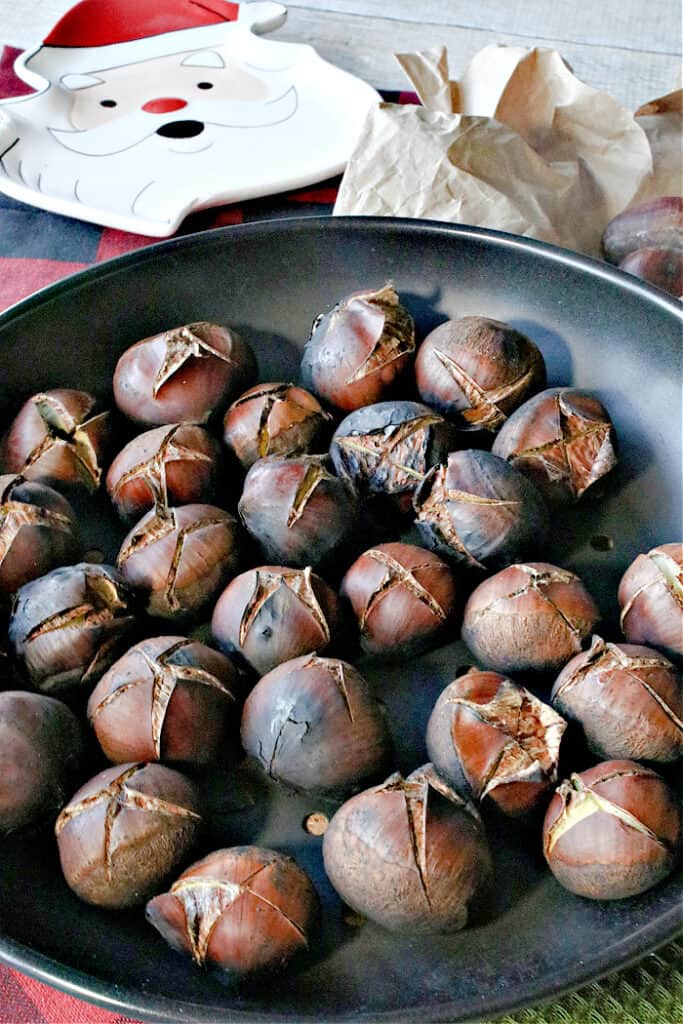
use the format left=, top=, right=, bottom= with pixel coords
left=156, top=120, right=205, bottom=139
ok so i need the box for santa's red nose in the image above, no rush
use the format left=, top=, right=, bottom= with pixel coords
left=142, top=98, right=188, bottom=114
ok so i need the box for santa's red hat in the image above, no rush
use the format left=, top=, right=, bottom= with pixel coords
left=44, top=0, right=240, bottom=49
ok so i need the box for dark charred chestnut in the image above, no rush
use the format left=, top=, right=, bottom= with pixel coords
left=0, top=389, right=111, bottom=493
left=0, top=474, right=80, bottom=595
left=413, top=450, right=549, bottom=570
left=552, top=636, right=682, bottom=762
left=414, top=316, right=545, bottom=432
left=106, top=424, right=222, bottom=521
left=223, top=383, right=331, bottom=469
left=238, top=455, right=360, bottom=570
left=426, top=669, right=567, bottom=818
left=618, top=543, right=683, bottom=659
left=340, top=542, right=456, bottom=656
left=88, top=636, right=242, bottom=766
left=0, top=691, right=83, bottom=835
left=55, top=761, right=201, bottom=908
left=8, top=563, right=136, bottom=693
left=492, top=388, right=617, bottom=504
left=212, top=565, right=343, bottom=676
left=241, top=654, right=393, bottom=796
left=330, top=401, right=457, bottom=514
left=301, top=283, right=415, bottom=412
left=619, top=248, right=683, bottom=299
left=462, top=562, right=599, bottom=675
left=542, top=760, right=681, bottom=899
left=113, top=322, right=257, bottom=426
left=117, top=504, right=241, bottom=621
left=602, top=196, right=682, bottom=264
left=146, top=846, right=319, bottom=978
left=323, top=763, right=492, bottom=933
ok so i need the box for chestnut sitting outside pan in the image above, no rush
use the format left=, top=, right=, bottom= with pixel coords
left=0, top=217, right=681, bottom=1023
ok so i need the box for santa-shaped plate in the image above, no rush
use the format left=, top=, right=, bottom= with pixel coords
left=0, top=0, right=379, bottom=235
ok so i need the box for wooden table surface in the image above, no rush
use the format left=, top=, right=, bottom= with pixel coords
left=2, top=0, right=681, bottom=111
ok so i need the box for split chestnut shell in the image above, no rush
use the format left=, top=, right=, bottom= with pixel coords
left=223, top=383, right=330, bottom=468
left=618, top=543, right=683, bottom=659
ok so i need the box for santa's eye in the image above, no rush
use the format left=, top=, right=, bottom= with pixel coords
left=100, top=99, right=117, bottom=108
left=197, top=82, right=214, bottom=90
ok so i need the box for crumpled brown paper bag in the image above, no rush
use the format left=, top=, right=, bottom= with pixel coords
left=333, top=46, right=681, bottom=256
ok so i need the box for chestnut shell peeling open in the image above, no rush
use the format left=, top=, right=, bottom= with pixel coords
left=427, top=669, right=567, bottom=818
left=241, top=654, right=393, bottom=797
left=462, top=562, right=599, bottom=675
left=552, top=636, right=682, bottom=763
left=223, top=383, right=331, bottom=469
left=414, top=316, right=546, bottom=432
left=413, top=450, right=549, bottom=571
left=618, top=543, right=683, bottom=660
left=492, top=388, right=617, bottom=504
left=146, top=846, right=320, bottom=979
left=301, top=284, right=415, bottom=412
left=323, top=763, right=492, bottom=933
left=542, top=760, right=681, bottom=900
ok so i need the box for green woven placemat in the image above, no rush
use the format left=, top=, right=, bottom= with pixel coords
left=482, top=937, right=682, bottom=1024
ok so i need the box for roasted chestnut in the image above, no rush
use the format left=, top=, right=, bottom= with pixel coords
left=542, top=760, right=681, bottom=899
left=414, top=316, right=545, bottom=432
left=618, top=543, right=683, bottom=659
left=146, top=846, right=319, bottom=978
left=113, top=322, right=257, bottom=426
left=106, top=424, right=222, bottom=521
left=117, top=504, right=241, bottom=620
left=0, top=691, right=83, bottom=835
left=413, top=450, right=549, bottom=570
left=619, top=248, right=683, bottom=299
left=55, top=761, right=201, bottom=908
left=212, top=565, right=343, bottom=675
left=88, top=637, right=242, bottom=766
left=330, top=401, right=457, bottom=513
left=8, top=563, right=136, bottom=693
left=426, top=669, right=567, bottom=818
left=602, top=196, right=682, bottom=264
left=301, top=283, right=415, bottom=412
left=340, top=542, right=456, bottom=656
left=0, top=389, right=110, bottom=493
left=552, top=636, right=682, bottom=762
left=322, top=763, right=492, bottom=933
left=238, top=455, right=360, bottom=570
left=492, top=388, right=617, bottom=504
left=241, top=654, right=393, bottom=796
left=462, top=562, right=599, bottom=675
left=0, top=474, right=80, bottom=595
left=223, top=383, right=331, bottom=469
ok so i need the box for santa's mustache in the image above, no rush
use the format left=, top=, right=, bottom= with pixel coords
left=49, top=85, right=297, bottom=156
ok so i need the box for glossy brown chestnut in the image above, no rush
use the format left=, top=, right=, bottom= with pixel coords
left=88, top=637, right=242, bottom=766
left=329, top=401, right=458, bottom=514
left=55, top=761, right=201, bottom=908
left=340, top=542, right=456, bottom=656
left=8, top=563, right=136, bottom=693
left=0, top=389, right=111, bottom=493
left=602, top=196, right=683, bottom=264
left=322, top=763, right=492, bottom=933
left=300, top=283, right=415, bottom=412
left=426, top=669, right=567, bottom=818
left=413, top=450, right=549, bottom=570
left=542, top=760, right=681, bottom=899
left=241, top=654, right=393, bottom=796
left=492, top=388, right=617, bottom=504
left=0, top=691, right=83, bottom=835
left=0, top=474, right=80, bottom=595
left=414, top=316, right=546, bottom=432
left=462, top=562, right=599, bottom=675
left=106, top=424, right=222, bottom=521
left=618, top=543, right=683, bottom=659
left=619, top=248, right=683, bottom=299
left=146, top=846, right=319, bottom=977
left=117, top=504, right=241, bottom=620
left=238, top=455, right=360, bottom=570
left=552, top=636, right=682, bottom=762
left=212, top=565, right=343, bottom=675
left=223, top=383, right=331, bottom=469
left=113, top=322, right=257, bottom=426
